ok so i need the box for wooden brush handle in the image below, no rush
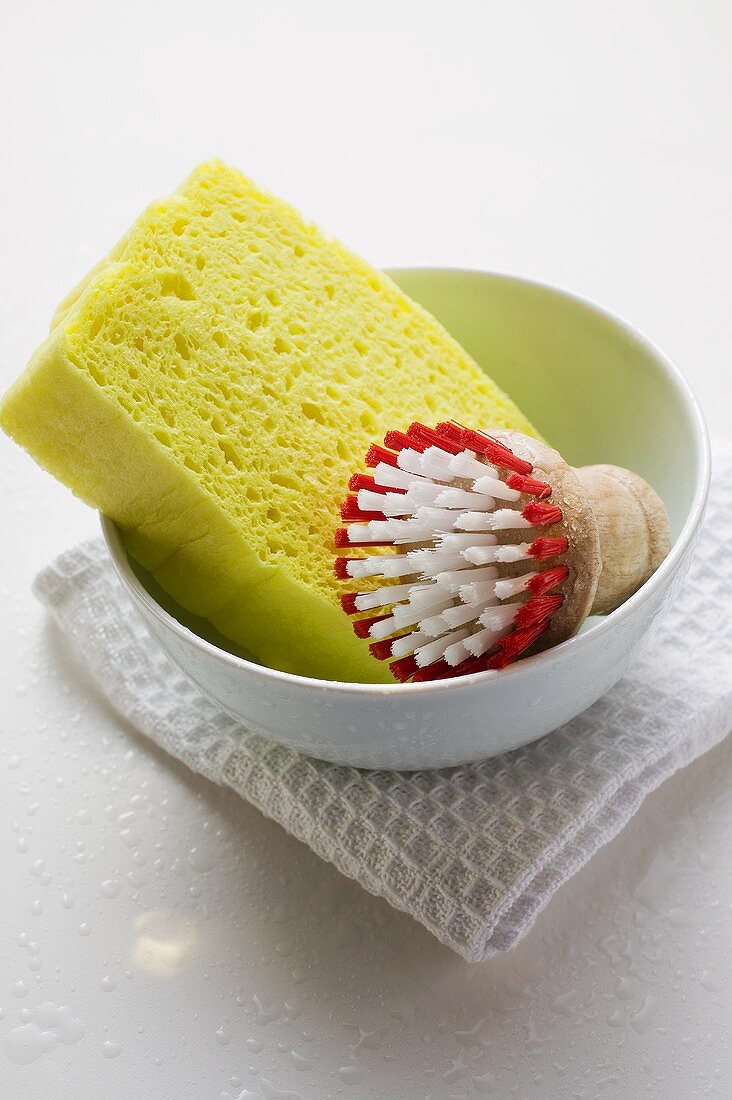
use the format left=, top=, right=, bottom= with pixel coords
left=574, top=464, right=671, bottom=615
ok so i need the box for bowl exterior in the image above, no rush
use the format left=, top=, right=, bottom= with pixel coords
left=133, top=527, right=697, bottom=770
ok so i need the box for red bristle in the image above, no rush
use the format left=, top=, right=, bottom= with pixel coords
left=451, top=655, right=489, bottom=678
left=460, top=430, right=533, bottom=474
left=506, top=472, right=552, bottom=499
left=522, top=501, right=563, bottom=525
left=348, top=473, right=406, bottom=495
left=366, top=444, right=398, bottom=468
left=353, top=615, right=390, bottom=640
left=513, top=594, right=564, bottom=630
left=340, top=593, right=360, bottom=615
left=407, top=422, right=462, bottom=455
left=389, top=654, right=419, bottom=682
left=486, top=622, right=549, bottom=670
left=411, top=659, right=450, bottom=683
left=383, top=429, right=419, bottom=452
left=434, top=421, right=467, bottom=447
left=528, top=536, right=569, bottom=561
left=339, top=498, right=384, bottom=523
left=526, top=565, right=570, bottom=596
left=334, top=557, right=357, bottom=579
left=334, top=528, right=351, bottom=548
left=369, top=638, right=395, bottom=661
left=412, top=654, right=488, bottom=682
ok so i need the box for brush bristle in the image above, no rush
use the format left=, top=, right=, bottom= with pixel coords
left=334, top=424, right=570, bottom=682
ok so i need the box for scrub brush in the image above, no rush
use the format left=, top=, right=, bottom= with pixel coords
left=335, top=423, right=670, bottom=683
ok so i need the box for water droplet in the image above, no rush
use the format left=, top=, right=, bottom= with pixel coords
left=337, top=1066, right=363, bottom=1085
left=100, top=880, right=121, bottom=899
left=473, top=1069, right=497, bottom=1093
left=188, top=844, right=216, bottom=873
left=2, top=1002, right=85, bottom=1064
left=215, top=1024, right=232, bottom=1045
left=630, top=995, right=657, bottom=1034
left=252, top=995, right=279, bottom=1026
left=30, top=900, right=43, bottom=916
left=100, top=976, right=116, bottom=992
left=290, top=1050, right=312, bottom=1071
left=76, top=809, right=92, bottom=825
left=102, top=1039, right=122, bottom=1059
left=246, top=1037, right=263, bottom=1053
left=78, top=922, right=92, bottom=937
left=700, top=970, right=722, bottom=993
left=613, top=976, right=634, bottom=1001
left=12, top=981, right=28, bottom=999
left=16, top=837, right=28, bottom=853
left=350, top=1025, right=386, bottom=1051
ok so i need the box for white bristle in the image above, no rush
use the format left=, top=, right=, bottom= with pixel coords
left=460, top=545, right=502, bottom=566
left=494, top=543, right=533, bottom=562
left=458, top=579, right=499, bottom=605
left=354, top=489, right=389, bottom=515
left=494, top=573, right=537, bottom=600
left=407, top=585, right=447, bottom=610
left=472, top=474, right=521, bottom=502
left=414, top=507, right=460, bottom=532
left=393, top=597, right=453, bottom=631
left=367, top=615, right=400, bottom=640
left=419, top=610, right=458, bottom=637
left=440, top=601, right=484, bottom=630
left=403, top=483, right=446, bottom=508
left=433, top=568, right=480, bottom=592
left=452, top=511, right=499, bottom=532
left=414, top=628, right=470, bottom=668
left=353, top=582, right=418, bottom=612
left=390, top=630, right=429, bottom=659
left=373, top=463, right=421, bottom=491
left=384, top=519, right=433, bottom=544
left=396, top=448, right=427, bottom=477
left=438, top=532, right=497, bottom=551
left=434, top=487, right=496, bottom=511
left=418, top=446, right=457, bottom=481
left=463, top=543, right=533, bottom=565
left=479, top=604, right=521, bottom=631
left=464, top=624, right=511, bottom=658
left=455, top=508, right=531, bottom=532
left=407, top=548, right=468, bottom=577
left=345, top=555, right=418, bottom=580
left=443, top=638, right=471, bottom=666
left=448, top=451, right=497, bottom=480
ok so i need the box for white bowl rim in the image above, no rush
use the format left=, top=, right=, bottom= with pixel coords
left=100, top=267, right=711, bottom=698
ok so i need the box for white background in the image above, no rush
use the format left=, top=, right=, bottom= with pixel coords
left=1, top=2, right=730, bottom=1097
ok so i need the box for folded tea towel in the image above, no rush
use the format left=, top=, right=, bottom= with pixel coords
left=33, top=444, right=732, bottom=962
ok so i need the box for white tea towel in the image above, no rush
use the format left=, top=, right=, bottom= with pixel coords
left=33, top=446, right=732, bottom=962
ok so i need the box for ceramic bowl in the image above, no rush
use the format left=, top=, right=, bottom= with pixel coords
left=101, top=269, right=710, bottom=769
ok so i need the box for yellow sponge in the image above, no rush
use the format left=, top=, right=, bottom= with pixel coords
left=1, top=160, right=538, bottom=682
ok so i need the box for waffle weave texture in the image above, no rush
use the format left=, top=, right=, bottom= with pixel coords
left=33, top=445, right=732, bottom=962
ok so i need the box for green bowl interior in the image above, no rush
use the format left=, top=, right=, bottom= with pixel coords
left=390, top=269, right=699, bottom=540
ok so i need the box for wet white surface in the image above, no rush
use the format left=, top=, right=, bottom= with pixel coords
left=2, top=2, right=731, bottom=1096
